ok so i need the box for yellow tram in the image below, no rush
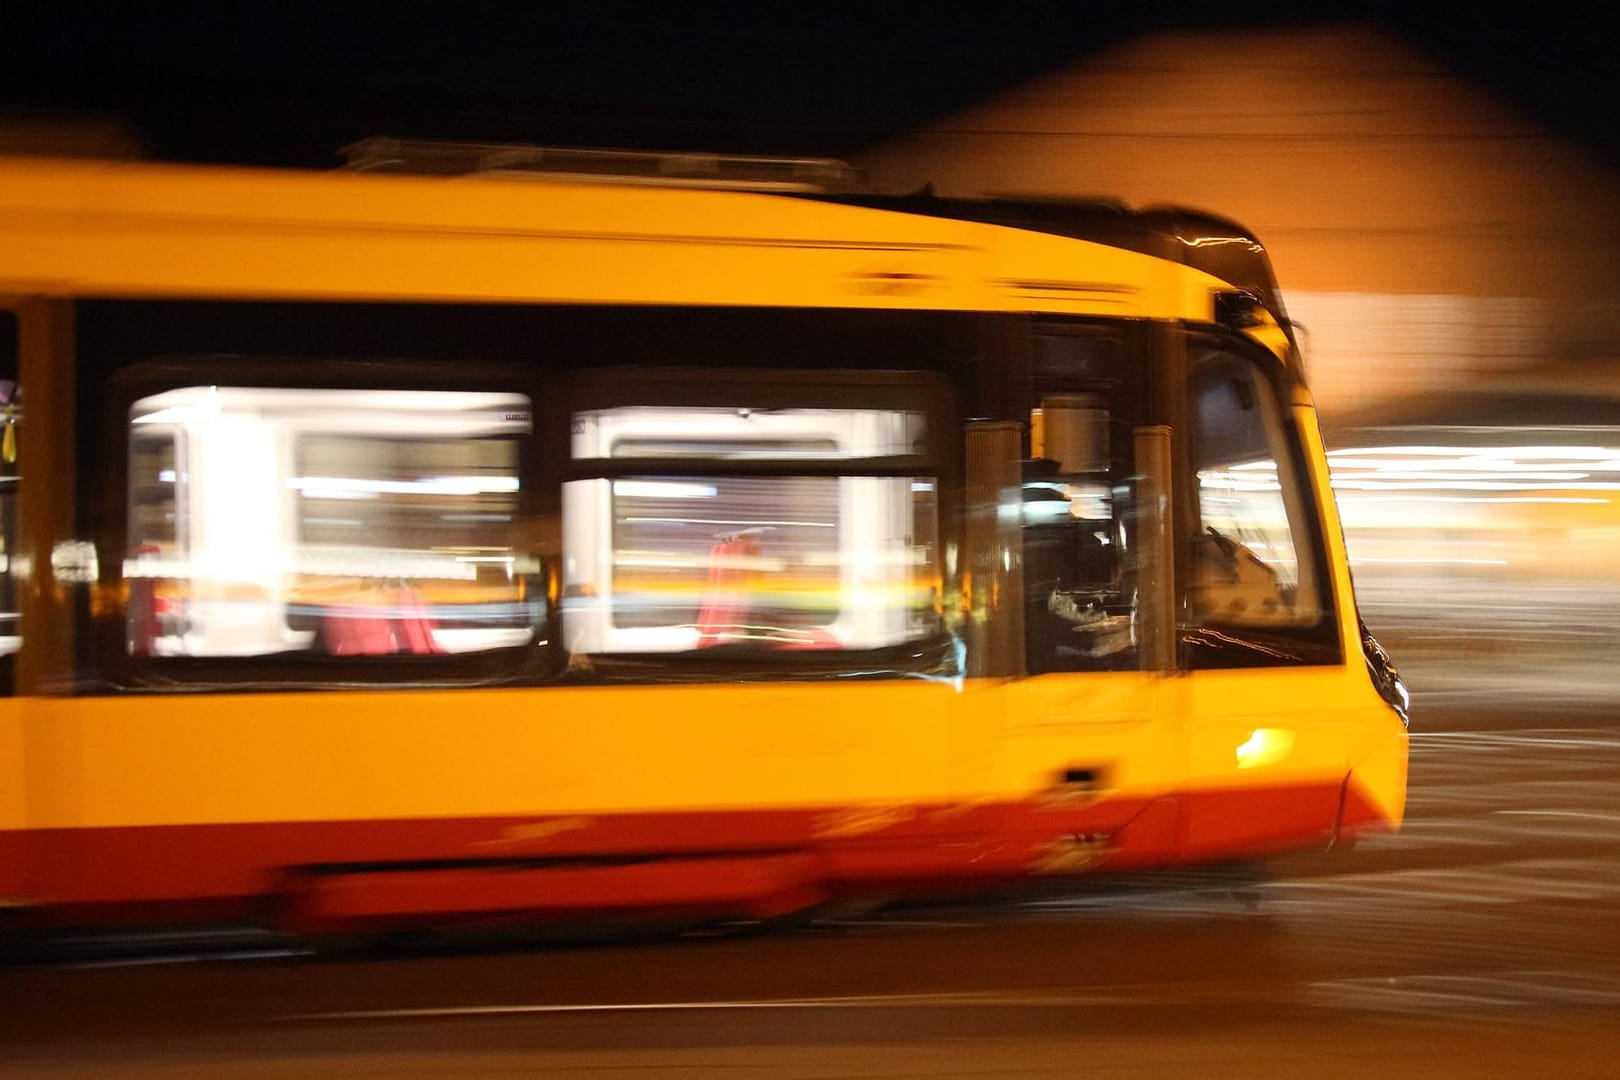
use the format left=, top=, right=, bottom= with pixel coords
left=0, top=142, right=1407, bottom=934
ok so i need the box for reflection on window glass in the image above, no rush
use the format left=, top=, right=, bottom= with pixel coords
left=0, top=329, right=17, bottom=662
left=609, top=475, right=840, bottom=639
left=564, top=405, right=938, bottom=654
left=1022, top=392, right=1139, bottom=673
left=126, top=386, right=537, bottom=659
left=1190, top=356, right=1321, bottom=631
left=0, top=475, right=16, bottom=659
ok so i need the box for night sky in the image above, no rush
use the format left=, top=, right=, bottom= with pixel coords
left=3, top=4, right=1616, bottom=168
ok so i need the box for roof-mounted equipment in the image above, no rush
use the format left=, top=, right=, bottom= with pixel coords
left=340, top=137, right=865, bottom=195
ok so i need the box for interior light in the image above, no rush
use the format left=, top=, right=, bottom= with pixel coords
left=289, top=475, right=519, bottom=497
left=612, top=480, right=719, bottom=499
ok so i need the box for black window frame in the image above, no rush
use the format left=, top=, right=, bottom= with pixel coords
left=94, top=353, right=561, bottom=693
left=560, top=366, right=960, bottom=682
left=0, top=307, right=17, bottom=696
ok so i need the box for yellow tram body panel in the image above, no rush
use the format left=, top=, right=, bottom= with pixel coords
left=0, top=156, right=1230, bottom=318
left=18, top=663, right=1400, bottom=831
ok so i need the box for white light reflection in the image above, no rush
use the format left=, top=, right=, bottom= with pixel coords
left=1327, top=444, right=1620, bottom=494
left=289, top=475, right=520, bottom=498
left=1341, top=496, right=1606, bottom=506
left=621, top=516, right=835, bottom=528
left=1355, top=557, right=1508, bottom=566
left=130, top=386, right=224, bottom=426
left=1235, top=727, right=1296, bottom=769
left=1333, top=481, right=1620, bottom=493
left=612, top=480, right=719, bottom=499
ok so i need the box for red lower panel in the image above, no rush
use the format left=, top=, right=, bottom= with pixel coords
left=288, top=853, right=830, bottom=933
left=26, top=810, right=837, bottom=906
left=8, top=778, right=1392, bottom=929
left=0, top=828, right=26, bottom=903
left=1178, top=783, right=1343, bottom=863
left=1092, top=794, right=1182, bottom=870
left=1336, top=774, right=1400, bottom=844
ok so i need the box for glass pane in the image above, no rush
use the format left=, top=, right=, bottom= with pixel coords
left=126, top=387, right=536, bottom=658
left=564, top=404, right=938, bottom=655
left=573, top=405, right=926, bottom=461
left=0, top=317, right=16, bottom=665
left=1189, top=357, right=1322, bottom=630
left=610, top=474, right=840, bottom=638
left=1022, top=395, right=1140, bottom=673
left=0, top=475, right=16, bottom=659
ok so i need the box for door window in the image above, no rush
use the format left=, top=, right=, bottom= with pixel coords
left=1184, top=340, right=1340, bottom=667
left=1021, top=326, right=1147, bottom=673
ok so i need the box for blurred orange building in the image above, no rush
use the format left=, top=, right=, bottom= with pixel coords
left=857, top=24, right=1620, bottom=431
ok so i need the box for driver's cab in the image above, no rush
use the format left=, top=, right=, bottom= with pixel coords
left=1014, top=322, right=1340, bottom=677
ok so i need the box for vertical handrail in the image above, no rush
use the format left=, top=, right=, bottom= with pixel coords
left=14, top=299, right=77, bottom=695
left=962, top=421, right=1025, bottom=679
left=1133, top=425, right=1176, bottom=674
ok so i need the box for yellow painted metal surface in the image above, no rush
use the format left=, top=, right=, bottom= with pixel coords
left=0, top=156, right=1233, bottom=320
left=1179, top=666, right=1391, bottom=793
left=0, top=701, right=23, bottom=832
left=16, top=675, right=1190, bottom=831
left=18, top=669, right=1399, bottom=835
left=1294, top=402, right=1365, bottom=656
left=30, top=681, right=979, bottom=828
left=998, top=672, right=1176, bottom=799
left=1346, top=713, right=1411, bottom=827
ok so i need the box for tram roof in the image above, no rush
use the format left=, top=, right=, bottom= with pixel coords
left=820, top=193, right=1289, bottom=326
left=0, top=152, right=1263, bottom=331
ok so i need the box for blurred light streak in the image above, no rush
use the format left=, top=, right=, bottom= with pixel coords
left=620, top=516, right=835, bottom=528
left=288, top=475, right=520, bottom=497
left=612, top=480, right=719, bottom=499
left=1335, top=481, right=1620, bottom=492
left=1343, top=497, right=1606, bottom=505
left=1355, top=557, right=1508, bottom=566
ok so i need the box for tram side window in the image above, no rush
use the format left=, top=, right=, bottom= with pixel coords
left=1184, top=343, right=1339, bottom=667
left=0, top=311, right=16, bottom=683
left=562, top=401, right=939, bottom=656
left=125, top=387, right=538, bottom=659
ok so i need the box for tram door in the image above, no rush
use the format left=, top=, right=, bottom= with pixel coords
left=1174, top=332, right=1350, bottom=859
left=994, top=324, right=1182, bottom=854
left=0, top=309, right=22, bottom=904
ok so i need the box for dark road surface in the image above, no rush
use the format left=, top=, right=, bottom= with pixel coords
left=7, top=669, right=1620, bottom=1076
